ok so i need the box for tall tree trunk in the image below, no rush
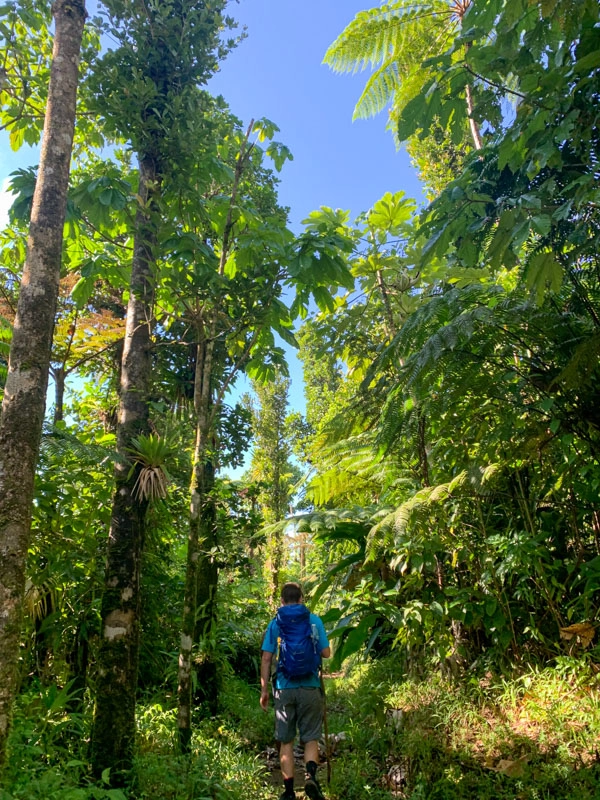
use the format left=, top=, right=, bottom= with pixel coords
left=177, top=337, right=215, bottom=752
left=91, top=155, right=157, bottom=782
left=462, top=26, right=483, bottom=152
left=417, top=409, right=430, bottom=488
left=268, top=519, right=284, bottom=608
left=267, top=457, right=284, bottom=607
left=192, top=458, right=219, bottom=715
left=177, top=123, right=254, bottom=752
left=0, top=0, right=85, bottom=772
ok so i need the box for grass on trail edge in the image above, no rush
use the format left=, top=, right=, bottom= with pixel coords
left=2, top=655, right=599, bottom=799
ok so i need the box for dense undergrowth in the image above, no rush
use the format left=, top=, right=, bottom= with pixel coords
left=2, top=654, right=599, bottom=800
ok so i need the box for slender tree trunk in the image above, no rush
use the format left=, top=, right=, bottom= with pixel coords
left=193, top=457, right=217, bottom=644
left=178, top=337, right=215, bottom=752
left=192, top=458, right=219, bottom=715
left=33, top=584, right=54, bottom=683
left=592, top=511, right=600, bottom=556
left=376, top=268, right=396, bottom=339
left=268, top=530, right=283, bottom=608
left=65, top=620, right=90, bottom=714
left=0, top=0, right=85, bottom=772
left=53, top=365, right=65, bottom=423
left=462, top=30, right=483, bottom=151
left=417, top=410, right=430, bottom=488
left=299, top=528, right=306, bottom=578
left=464, top=82, right=483, bottom=150
left=177, top=124, right=255, bottom=752
left=91, top=155, right=157, bottom=782
left=267, top=456, right=284, bottom=606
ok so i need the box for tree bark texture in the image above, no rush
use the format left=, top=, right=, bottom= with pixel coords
left=91, top=156, right=157, bottom=782
left=0, top=0, right=85, bottom=772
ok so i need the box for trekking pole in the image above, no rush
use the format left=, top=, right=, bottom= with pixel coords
left=320, top=670, right=332, bottom=785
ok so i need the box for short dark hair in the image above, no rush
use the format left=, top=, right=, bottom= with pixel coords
left=281, top=582, right=303, bottom=604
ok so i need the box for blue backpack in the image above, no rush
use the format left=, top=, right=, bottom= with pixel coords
left=276, top=604, right=321, bottom=679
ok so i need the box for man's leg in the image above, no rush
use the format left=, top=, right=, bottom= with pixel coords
left=304, top=739, right=319, bottom=766
left=304, top=744, right=325, bottom=800
left=274, top=689, right=297, bottom=797
left=280, top=740, right=295, bottom=781
left=297, top=688, right=326, bottom=800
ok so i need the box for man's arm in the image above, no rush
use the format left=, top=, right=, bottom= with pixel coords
left=260, top=650, right=273, bottom=710
left=314, top=615, right=330, bottom=659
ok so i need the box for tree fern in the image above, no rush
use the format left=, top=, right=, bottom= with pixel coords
left=324, top=0, right=464, bottom=138
left=306, top=432, right=401, bottom=507
left=353, top=61, right=400, bottom=120
left=324, top=2, right=454, bottom=75
left=40, top=424, right=116, bottom=465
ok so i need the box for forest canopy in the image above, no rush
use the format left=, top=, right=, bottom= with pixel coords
left=0, top=1, right=599, bottom=798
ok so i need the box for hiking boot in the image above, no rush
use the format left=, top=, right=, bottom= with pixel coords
left=279, top=791, right=296, bottom=800
left=304, top=775, right=325, bottom=800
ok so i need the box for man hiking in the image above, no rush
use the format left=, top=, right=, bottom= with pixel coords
left=261, top=582, right=331, bottom=800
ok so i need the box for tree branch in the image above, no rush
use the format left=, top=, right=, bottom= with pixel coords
left=462, top=63, right=554, bottom=111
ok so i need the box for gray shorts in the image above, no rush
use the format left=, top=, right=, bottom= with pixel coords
left=273, top=686, right=323, bottom=744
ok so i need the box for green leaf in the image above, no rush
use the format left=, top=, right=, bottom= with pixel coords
left=252, top=117, right=280, bottom=142
left=9, top=122, right=25, bottom=151
left=98, top=188, right=115, bottom=206
left=430, top=600, right=444, bottom=617
left=312, top=285, right=336, bottom=313
left=574, top=49, right=600, bottom=73
left=486, top=209, right=518, bottom=271
left=265, top=141, right=294, bottom=171
left=525, top=251, right=563, bottom=304
left=368, top=191, right=415, bottom=233
left=331, top=614, right=378, bottom=670
left=70, top=276, right=94, bottom=307
left=531, top=214, right=552, bottom=237
left=223, top=252, right=237, bottom=279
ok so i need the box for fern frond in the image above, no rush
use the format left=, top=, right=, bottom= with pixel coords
left=365, top=460, right=503, bottom=562
left=353, top=60, right=400, bottom=119
left=551, top=332, right=600, bottom=391
left=40, top=425, right=116, bottom=466
left=363, top=508, right=397, bottom=561
left=324, top=1, right=452, bottom=75
left=305, top=430, right=407, bottom=507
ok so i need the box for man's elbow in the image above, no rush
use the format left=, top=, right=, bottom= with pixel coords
left=321, top=647, right=331, bottom=659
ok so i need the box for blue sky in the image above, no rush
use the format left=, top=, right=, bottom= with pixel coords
left=0, top=0, right=424, bottom=414
left=209, top=0, right=423, bottom=229
left=206, top=0, right=424, bottom=412
left=1, top=1, right=423, bottom=225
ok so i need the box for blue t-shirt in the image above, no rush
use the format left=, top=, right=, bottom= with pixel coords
left=262, top=608, right=329, bottom=690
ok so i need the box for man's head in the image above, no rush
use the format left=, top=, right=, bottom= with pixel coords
left=281, top=582, right=303, bottom=605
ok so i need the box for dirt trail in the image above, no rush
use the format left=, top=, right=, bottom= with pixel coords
left=261, top=743, right=329, bottom=794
